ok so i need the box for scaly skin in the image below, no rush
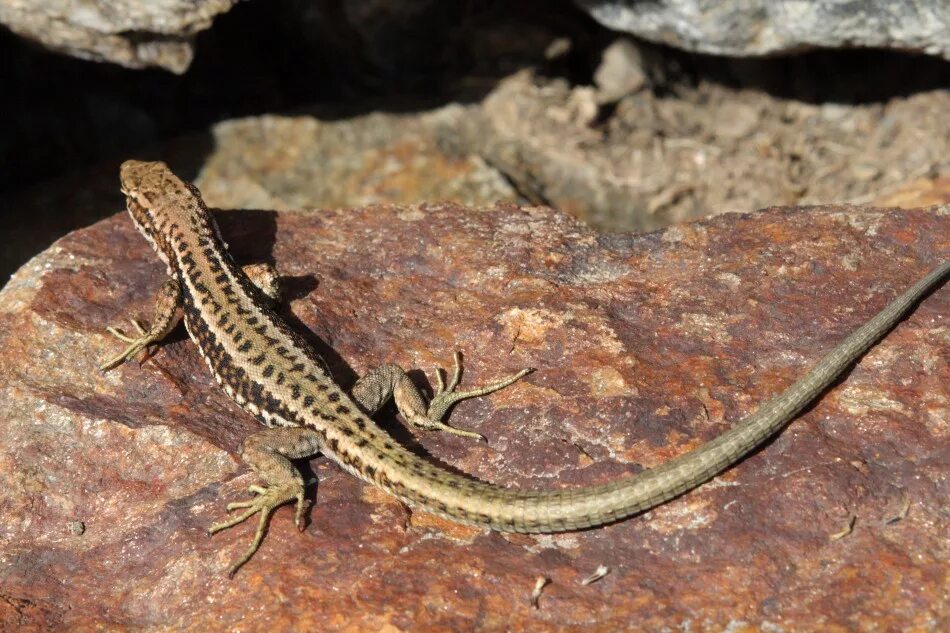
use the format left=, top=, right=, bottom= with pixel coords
left=102, top=160, right=949, bottom=575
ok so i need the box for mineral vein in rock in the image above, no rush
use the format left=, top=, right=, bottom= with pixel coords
left=101, top=160, right=949, bottom=575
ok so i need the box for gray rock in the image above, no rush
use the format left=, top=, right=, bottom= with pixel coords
left=456, top=70, right=950, bottom=232
left=577, top=0, right=950, bottom=59
left=0, top=0, right=238, bottom=73
left=594, top=39, right=648, bottom=103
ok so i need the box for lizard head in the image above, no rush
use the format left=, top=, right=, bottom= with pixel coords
left=119, top=160, right=210, bottom=270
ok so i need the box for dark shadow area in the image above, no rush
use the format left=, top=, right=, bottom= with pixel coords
left=278, top=275, right=321, bottom=304
left=0, top=131, right=216, bottom=282
left=0, top=0, right=600, bottom=196
left=214, top=209, right=281, bottom=264
left=667, top=46, right=950, bottom=104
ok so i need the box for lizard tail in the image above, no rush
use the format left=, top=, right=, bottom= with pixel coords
left=399, top=261, right=948, bottom=532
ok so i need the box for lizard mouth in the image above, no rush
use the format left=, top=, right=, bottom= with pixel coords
left=123, top=191, right=169, bottom=267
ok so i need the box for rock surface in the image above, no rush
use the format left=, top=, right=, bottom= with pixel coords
left=0, top=0, right=237, bottom=73
left=195, top=109, right=518, bottom=211
left=578, top=0, right=950, bottom=60
left=460, top=70, right=950, bottom=231
left=1, top=199, right=947, bottom=629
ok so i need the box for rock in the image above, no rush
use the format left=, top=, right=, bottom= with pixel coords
left=0, top=195, right=946, bottom=629
left=577, top=0, right=950, bottom=60
left=593, top=39, right=648, bottom=103
left=195, top=107, right=518, bottom=211
left=460, top=70, right=950, bottom=231
left=0, top=0, right=238, bottom=73
left=874, top=173, right=950, bottom=208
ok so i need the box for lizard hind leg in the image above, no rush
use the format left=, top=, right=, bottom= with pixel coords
left=208, top=427, right=323, bottom=577
left=350, top=351, right=533, bottom=442
left=242, top=263, right=281, bottom=304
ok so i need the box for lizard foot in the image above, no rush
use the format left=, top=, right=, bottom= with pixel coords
left=99, top=319, right=159, bottom=371
left=208, top=483, right=305, bottom=577
left=416, top=351, right=534, bottom=442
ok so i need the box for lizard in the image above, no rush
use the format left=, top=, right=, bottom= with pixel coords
left=100, top=160, right=949, bottom=576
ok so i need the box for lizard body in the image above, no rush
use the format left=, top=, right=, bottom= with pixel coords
left=103, top=160, right=949, bottom=575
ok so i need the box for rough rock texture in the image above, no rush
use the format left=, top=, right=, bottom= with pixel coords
left=874, top=174, right=950, bottom=209
left=578, top=0, right=950, bottom=60
left=0, top=0, right=237, bottom=73
left=195, top=109, right=518, bottom=211
left=1, top=199, right=947, bottom=629
left=459, top=70, right=950, bottom=231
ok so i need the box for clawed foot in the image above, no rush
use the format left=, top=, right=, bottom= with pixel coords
left=99, top=319, right=157, bottom=371
left=416, top=351, right=534, bottom=442
left=208, top=483, right=305, bottom=577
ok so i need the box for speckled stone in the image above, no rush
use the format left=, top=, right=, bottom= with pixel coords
left=0, top=201, right=946, bottom=630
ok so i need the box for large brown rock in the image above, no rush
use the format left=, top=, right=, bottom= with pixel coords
left=0, top=201, right=946, bottom=630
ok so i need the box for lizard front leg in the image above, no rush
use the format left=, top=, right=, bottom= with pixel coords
left=351, top=351, right=533, bottom=441
left=99, top=278, right=182, bottom=371
left=208, top=427, right=323, bottom=577
left=100, top=263, right=280, bottom=371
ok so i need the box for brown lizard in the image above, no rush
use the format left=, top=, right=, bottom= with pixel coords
left=101, top=160, right=949, bottom=575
